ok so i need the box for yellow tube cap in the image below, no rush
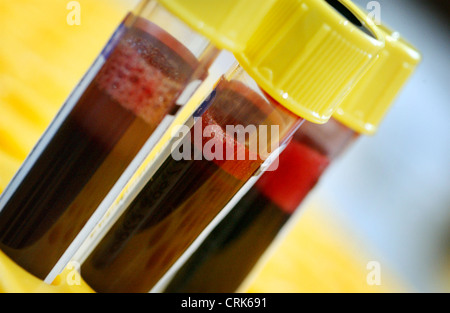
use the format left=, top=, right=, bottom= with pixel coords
left=236, top=0, right=384, bottom=124
left=235, top=0, right=385, bottom=124
left=158, top=0, right=384, bottom=123
left=157, top=0, right=277, bottom=51
left=333, top=24, right=422, bottom=135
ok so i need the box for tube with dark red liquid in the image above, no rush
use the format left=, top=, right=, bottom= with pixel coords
left=79, top=66, right=303, bottom=293
left=163, top=119, right=357, bottom=292
left=0, top=2, right=219, bottom=280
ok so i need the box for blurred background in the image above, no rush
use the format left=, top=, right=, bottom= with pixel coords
left=0, top=0, right=448, bottom=293
left=305, top=0, right=450, bottom=293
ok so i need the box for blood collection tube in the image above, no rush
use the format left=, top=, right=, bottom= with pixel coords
left=77, top=0, right=384, bottom=293
left=163, top=24, right=421, bottom=293
left=0, top=0, right=224, bottom=280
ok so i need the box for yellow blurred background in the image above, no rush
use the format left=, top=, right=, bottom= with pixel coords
left=0, top=0, right=447, bottom=293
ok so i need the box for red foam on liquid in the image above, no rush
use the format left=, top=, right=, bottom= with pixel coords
left=191, top=80, right=280, bottom=181
left=95, top=18, right=199, bottom=126
left=195, top=111, right=262, bottom=182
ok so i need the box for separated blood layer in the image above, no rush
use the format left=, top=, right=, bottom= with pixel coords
left=0, top=17, right=204, bottom=279
left=164, top=119, right=357, bottom=293
left=80, top=79, right=294, bottom=293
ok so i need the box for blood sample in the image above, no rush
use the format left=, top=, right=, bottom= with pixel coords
left=80, top=73, right=302, bottom=293
left=163, top=119, right=357, bottom=293
left=0, top=4, right=218, bottom=280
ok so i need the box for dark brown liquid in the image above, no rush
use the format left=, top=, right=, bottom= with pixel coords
left=80, top=80, right=286, bottom=293
left=164, top=188, right=289, bottom=293
left=0, top=17, right=202, bottom=279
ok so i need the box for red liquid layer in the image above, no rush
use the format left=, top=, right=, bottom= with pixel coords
left=80, top=80, right=291, bottom=293
left=0, top=17, right=204, bottom=279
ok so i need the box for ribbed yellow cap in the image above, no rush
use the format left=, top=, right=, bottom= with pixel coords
left=234, top=0, right=385, bottom=124
left=157, top=0, right=277, bottom=51
left=333, top=24, right=422, bottom=135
